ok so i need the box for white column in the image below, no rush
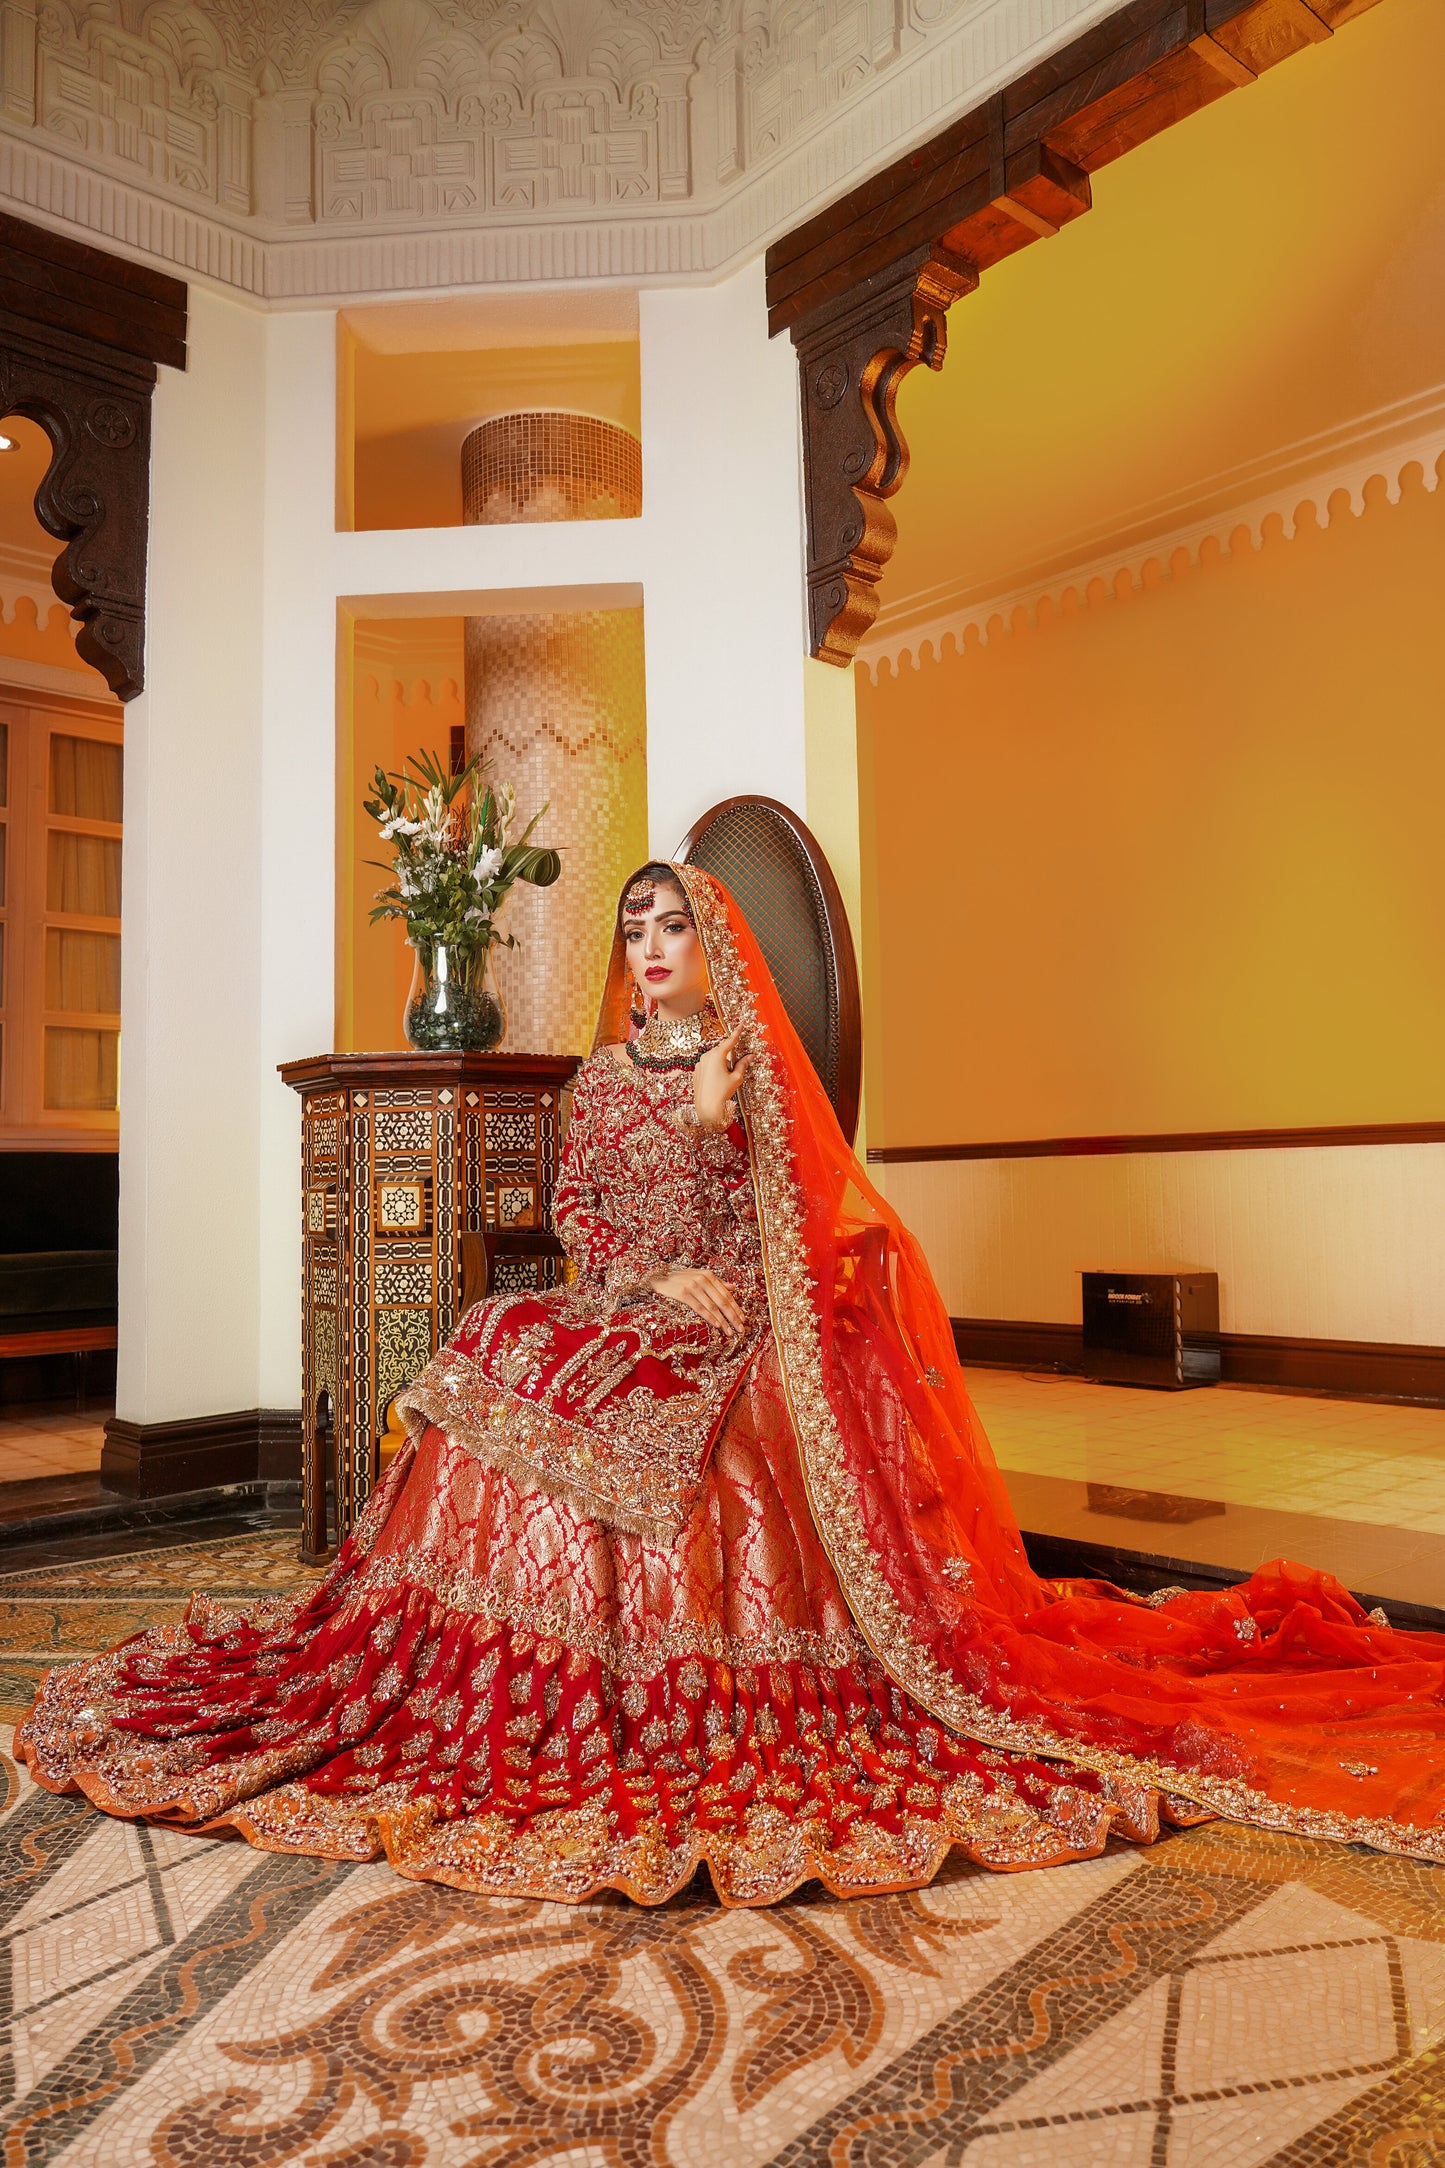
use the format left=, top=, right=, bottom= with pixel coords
left=257, top=309, right=339, bottom=1410
left=116, top=288, right=268, bottom=1423
left=637, top=259, right=811, bottom=855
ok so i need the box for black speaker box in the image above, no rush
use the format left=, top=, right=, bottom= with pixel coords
left=1081, top=1271, right=1220, bottom=1389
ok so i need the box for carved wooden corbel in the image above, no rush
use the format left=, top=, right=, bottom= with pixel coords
left=794, top=242, right=977, bottom=667
left=0, top=210, right=186, bottom=703
left=0, top=323, right=155, bottom=701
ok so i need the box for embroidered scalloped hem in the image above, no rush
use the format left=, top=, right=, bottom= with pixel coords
left=17, top=1605, right=1189, bottom=1909
left=20, top=1746, right=1167, bottom=1908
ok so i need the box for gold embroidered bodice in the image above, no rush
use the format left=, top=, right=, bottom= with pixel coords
left=397, top=1048, right=768, bottom=1538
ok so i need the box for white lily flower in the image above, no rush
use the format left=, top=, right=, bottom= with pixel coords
left=474, top=845, right=504, bottom=882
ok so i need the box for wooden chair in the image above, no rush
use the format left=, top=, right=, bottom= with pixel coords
left=458, top=1227, right=566, bottom=1313
left=677, top=795, right=862, bottom=1145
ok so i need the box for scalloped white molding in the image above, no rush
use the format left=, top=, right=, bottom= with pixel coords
left=0, top=537, right=65, bottom=619
left=860, top=386, right=1445, bottom=681
left=0, top=0, right=1121, bottom=300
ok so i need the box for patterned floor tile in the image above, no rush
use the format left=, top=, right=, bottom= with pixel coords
left=3, top=1535, right=1445, bottom=2165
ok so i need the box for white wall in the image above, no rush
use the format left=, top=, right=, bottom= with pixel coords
left=880, top=1145, right=1445, bottom=1344
left=638, top=260, right=810, bottom=853
left=121, top=258, right=834, bottom=1426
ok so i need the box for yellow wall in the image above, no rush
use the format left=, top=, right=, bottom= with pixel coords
left=858, top=0, right=1445, bottom=1155
left=860, top=469, right=1445, bottom=1147
left=885, top=0, right=1445, bottom=618
left=343, top=325, right=642, bottom=532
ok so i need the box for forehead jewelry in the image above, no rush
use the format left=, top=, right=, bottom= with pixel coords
left=623, top=878, right=656, bottom=915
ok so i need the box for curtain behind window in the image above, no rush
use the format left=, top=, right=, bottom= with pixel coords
left=50, top=734, right=123, bottom=823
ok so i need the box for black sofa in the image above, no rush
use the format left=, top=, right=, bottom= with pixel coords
left=0, top=1153, right=119, bottom=1395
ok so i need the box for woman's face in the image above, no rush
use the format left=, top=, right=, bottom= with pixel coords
left=622, top=880, right=708, bottom=1017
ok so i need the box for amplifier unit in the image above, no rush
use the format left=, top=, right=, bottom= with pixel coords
left=1081, top=1271, right=1220, bottom=1390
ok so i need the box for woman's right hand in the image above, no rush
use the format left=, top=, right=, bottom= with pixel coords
left=694, top=1028, right=749, bottom=1131
left=648, top=1267, right=747, bottom=1336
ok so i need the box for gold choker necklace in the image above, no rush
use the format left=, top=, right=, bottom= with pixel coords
left=628, top=1004, right=723, bottom=1072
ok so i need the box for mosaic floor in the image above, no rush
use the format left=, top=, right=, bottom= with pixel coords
left=3, top=1532, right=1445, bottom=2164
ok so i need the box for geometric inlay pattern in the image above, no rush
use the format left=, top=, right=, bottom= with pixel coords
left=4, top=1534, right=1445, bottom=2168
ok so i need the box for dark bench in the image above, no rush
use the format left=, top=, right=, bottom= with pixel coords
left=0, top=1154, right=118, bottom=1406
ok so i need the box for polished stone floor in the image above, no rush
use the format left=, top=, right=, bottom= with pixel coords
left=970, top=1372, right=1445, bottom=1616
left=3, top=1531, right=1445, bottom=2165
left=0, top=1403, right=107, bottom=1485
left=4, top=1372, right=1444, bottom=1608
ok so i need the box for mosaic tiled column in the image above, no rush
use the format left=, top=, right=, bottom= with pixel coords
left=463, top=412, right=647, bottom=1056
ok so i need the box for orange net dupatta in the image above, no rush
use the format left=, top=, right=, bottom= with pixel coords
left=653, top=862, right=1445, bottom=1862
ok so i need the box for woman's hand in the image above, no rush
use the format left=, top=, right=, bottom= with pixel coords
left=694, top=1027, right=749, bottom=1131
left=648, top=1267, right=747, bottom=1336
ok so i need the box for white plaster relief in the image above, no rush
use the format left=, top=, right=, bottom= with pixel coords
left=862, top=387, right=1445, bottom=680
left=0, top=0, right=1123, bottom=296
left=0, top=534, right=61, bottom=619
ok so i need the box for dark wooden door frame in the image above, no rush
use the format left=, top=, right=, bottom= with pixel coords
left=0, top=210, right=187, bottom=700
left=766, top=0, right=1384, bottom=667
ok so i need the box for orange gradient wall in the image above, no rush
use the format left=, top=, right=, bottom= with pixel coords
left=0, top=597, right=84, bottom=675
left=339, top=621, right=465, bottom=1053
left=859, top=470, right=1445, bottom=1148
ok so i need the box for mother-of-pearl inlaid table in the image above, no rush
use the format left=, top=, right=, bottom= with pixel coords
left=279, top=1051, right=580, bottom=1561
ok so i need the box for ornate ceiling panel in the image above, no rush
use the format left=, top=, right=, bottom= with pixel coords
left=0, top=0, right=1119, bottom=297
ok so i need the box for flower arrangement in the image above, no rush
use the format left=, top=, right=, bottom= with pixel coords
left=365, top=749, right=560, bottom=1050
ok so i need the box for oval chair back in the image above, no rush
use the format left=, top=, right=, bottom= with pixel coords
left=675, top=795, right=862, bottom=1146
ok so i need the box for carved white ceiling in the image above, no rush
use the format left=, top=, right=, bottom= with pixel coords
left=0, top=0, right=1118, bottom=300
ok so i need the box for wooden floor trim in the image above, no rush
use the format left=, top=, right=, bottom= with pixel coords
left=952, top=1318, right=1445, bottom=1406
left=870, top=1121, right=1445, bottom=1164
left=102, top=1407, right=303, bottom=1498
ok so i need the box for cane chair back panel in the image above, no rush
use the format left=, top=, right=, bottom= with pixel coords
left=676, top=796, right=862, bottom=1145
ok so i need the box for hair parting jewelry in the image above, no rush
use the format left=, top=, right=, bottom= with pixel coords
left=620, top=864, right=695, bottom=928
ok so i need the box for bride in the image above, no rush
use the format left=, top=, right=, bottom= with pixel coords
left=21, top=862, right=1445, bottom=1905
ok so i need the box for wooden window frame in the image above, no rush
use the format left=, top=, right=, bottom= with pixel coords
left=0, top=680, right=123, bottom=1148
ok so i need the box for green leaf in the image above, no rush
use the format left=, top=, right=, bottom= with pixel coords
left=510, top=845, right=562, bottom=887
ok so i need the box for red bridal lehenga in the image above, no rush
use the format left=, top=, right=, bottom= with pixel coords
left=21, top=867, right=1445, bottom=1904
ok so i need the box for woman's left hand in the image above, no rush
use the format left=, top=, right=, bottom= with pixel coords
left=694, top=1027, right=748, bottom=1130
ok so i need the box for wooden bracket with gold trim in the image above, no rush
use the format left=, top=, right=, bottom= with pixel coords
left=795, top=243, right=977, bottom=668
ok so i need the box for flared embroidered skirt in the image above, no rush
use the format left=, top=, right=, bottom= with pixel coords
left=17, top=1347, right=1185, bottom=1906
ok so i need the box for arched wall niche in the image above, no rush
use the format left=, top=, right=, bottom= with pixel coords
left=0, top=211, right=188, bottom=700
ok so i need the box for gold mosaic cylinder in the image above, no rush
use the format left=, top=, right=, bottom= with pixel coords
left=463, top=413, right=647, bottom=1056
left=462, top=412, right=642, bottom=526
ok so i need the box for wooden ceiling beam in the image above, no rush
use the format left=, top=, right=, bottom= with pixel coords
left=768, top=0, right=1387, bottom=665
left=0, top=210, right=187, bottom=373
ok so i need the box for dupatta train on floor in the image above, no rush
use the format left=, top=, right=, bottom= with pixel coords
left=16, top=863, right=1445, bottom=1902
left=672, top=866, right=1445, bottom=1859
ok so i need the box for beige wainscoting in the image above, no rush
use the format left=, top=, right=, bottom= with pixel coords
left=874, top=1142, right=1445, bottom=1350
